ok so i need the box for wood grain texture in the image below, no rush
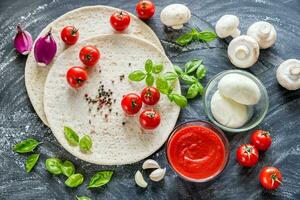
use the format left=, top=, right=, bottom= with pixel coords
left=0, top=0, right=299, bottom=199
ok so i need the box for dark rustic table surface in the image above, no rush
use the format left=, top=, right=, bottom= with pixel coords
left=0, top=0, right=299, bottom=199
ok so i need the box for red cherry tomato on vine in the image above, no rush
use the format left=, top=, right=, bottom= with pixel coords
left=250, top=130, right=272, bottom=151
left=259, top=166, right=282, bottom=190
left=139, top=110, right=160, bottom=129
left=136, top=0, right=155, bottom=20
left=79, top=46, right=100, bottom=67
left=121, top=93, right=142, bottom=115
left=66, top=66, right=88, bottom=88
left=236, top=144, right=259, bottom=167
left=141, top=87, right=160, bottom=105
left=61, top=26, right=79, bottom=45
left=110, top=11, right=131, bottom=31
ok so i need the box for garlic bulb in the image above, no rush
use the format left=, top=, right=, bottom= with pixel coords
left=215, top=15, right=240, bottom=38
left=247, top=21, right=277, bottom=49
left=142, top=159, right=160, bottom=170
left=134, top=170, right=148, bottom=188
left=228, top=35, right=260, bottom=68
left=149, top=168, right=166, bottom=182
left=160, top=4, right=191, bottom=29
left=276, top=59, right=300, bottom=90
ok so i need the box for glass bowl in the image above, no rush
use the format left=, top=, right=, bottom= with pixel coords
left=166, top=120, right=230, bottom=183
left=203, top=70, right=269, bottom=133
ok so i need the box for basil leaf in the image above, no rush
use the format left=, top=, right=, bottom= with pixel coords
left=65, top=173, right=84, bottom=188
left=25, top=153, right=40, bottom=173
left=163, top=72, right=178, bottom=81
left=152, top=64, right=163, bottom=74
left=197, top=82, right=204, bottom=96
left=145, top=74, right=154, bottom=86
left=175, top=32, right=193, bottom=46
left=173, top=65, right=183, bottom=75
left=144, top=59, right=153, bottom=73
left=128, top=70, right=146, bottom=81
left=88, top=171, right=113, bottom=189
left=185, top=59, right=202, bottom=74
left=186, top=84, right=199, bottom=99
left=156, top=76, right=170, bottom=94
left=45, top=158, right=62, bottom=175
left=180, top=74, right=197, bottom=85
left=64, top=126, right=79, bottom=146
left=196, top=64, right=207, bottom=80
left=196, top=31, right=217, bottom=42
left=76, top=196, right=91, bottom=200
left=13, top=138, right=42, bottom=153
left=168, top=94, right=187, bottom=108
left=61, top=160, right=75, bottom=177
left=79, top=135, right=92, bottom=152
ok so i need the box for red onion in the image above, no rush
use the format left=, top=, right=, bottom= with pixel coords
left=34, top=28, right=57, bottom=66
left=14, top=25, right=33, bottom=55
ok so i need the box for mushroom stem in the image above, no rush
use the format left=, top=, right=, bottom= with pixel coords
left=231, top=29, right=241, bottom=38
left=290, top=66, right=300, bottom=76
left=235, top=45, right=250, bottom=60
left=172, top=24, right=184, bottom=29
left=258, top=24, right=271, bottom=38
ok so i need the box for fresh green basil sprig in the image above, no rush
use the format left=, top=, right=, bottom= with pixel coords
left=65, top=173, right=84, bottom=188
left=88, top=171, right=114, bottom=189
left=79, top=135, right=92, bottom=152
left=64, top=127, right=93, bottom=153
left=61, top=160, right=75, bottom=177
left=13, top=138, right=42, bottom=153
left=25, top=153, right=40, bottom=173
left=45, top=158, right=63, bottom=175
left=175, top=29, right=217, bottom=46
left=128, top=59, right=163, bottom=86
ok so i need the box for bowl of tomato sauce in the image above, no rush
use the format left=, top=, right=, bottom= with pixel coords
left=166, top=120, right=230, bottom=182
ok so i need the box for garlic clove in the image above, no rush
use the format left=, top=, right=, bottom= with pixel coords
left=142, top=159, right=160, bottom=170
left=135, top=170, right=148, bottom=188
left=149, top=168, right=166, bottom=182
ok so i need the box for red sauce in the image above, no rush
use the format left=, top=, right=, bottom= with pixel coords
left=167, top=125, right=227, bottom=180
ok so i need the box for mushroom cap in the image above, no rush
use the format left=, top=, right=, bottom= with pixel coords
left=247, top=21, right=277, bottom=49
left=160, top=4, right=191, bottom=29
left=228, top=35, right=260, bottom=68
left=215, top=15, right=240, bottom=38
left=276, top=59, right=300, bottom=90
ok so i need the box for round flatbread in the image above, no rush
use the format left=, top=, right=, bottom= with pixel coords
left=44, top=35, right=180, bottom=165
left=25, top=5, right=164, bottom=126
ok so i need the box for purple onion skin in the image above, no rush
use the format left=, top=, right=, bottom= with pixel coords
left=34, top=29, right=57, bottom=66
left=14, top=25, right=33, bottom=55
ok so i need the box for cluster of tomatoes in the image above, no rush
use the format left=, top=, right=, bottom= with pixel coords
left=110, top=0, right=155, bottom=31
left=236, top=130, right=282, bottom=190
left=61, top=26, right=100, bottom=88
left=121, top=87, right=161, bottom=130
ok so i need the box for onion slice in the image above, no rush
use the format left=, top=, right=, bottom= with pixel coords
left=14, top=25, right=33, bottom=55
left=34, top=28, right=57, bottom=66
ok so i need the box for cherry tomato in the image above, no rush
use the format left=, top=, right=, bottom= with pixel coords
left=250, top=130, right=272, bottom=151
left=259, top=166, right=282, bottom=190
left=136, top=0, right=155, bottom=20
left=121, top=93, right=142, bottom=115
left=139, top=110, right=160, bottom=129
left=236, top=144, right=259, bottom=167
left=66, top=66, right=88, bottom=88
left=61, top=26, right=79, bottom=45
left=110, top=11, right=131, bottom=31
left=141, top=87, right=160, bottom=105
left=79, top=46, right=100, bottom=67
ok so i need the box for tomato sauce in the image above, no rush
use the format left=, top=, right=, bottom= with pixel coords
left=167, top=125, right=227, bottom=180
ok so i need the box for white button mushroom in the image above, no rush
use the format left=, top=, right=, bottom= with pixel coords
left=247, top=21, right=277, bottom=49
left=211, top=90, right=248, bottom=128
left=228, top=35, right=260, bottom=68
left=276, top=59, right=300, bottom=90
left=215, top=15, right=241, bottom=38
left=218, top=73, right=261, bottom=105
left=160, top=4, right=191, bottom=30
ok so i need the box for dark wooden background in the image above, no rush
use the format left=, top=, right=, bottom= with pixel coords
left=0, top=0, right=299, bottom=199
